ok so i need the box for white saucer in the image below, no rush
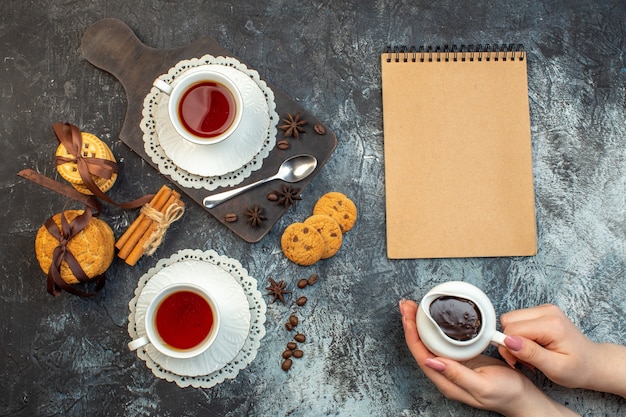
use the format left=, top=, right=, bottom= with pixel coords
left=134, top=259, right=251, bottom=377
left=155, top=64, right=270, bottom=177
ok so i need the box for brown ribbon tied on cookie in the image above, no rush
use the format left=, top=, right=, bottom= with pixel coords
left=44, top=207, right=105, bottom=297
left=52, top=122, right=152, bottom=209
left=17, top=168, right=102, bottom=214
left=54, top=122, right=117, bottom=188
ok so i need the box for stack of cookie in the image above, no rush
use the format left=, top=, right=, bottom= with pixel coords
left=35, top=209, right=115, bottom=295
left=281, top=192, right=357, bottom=266
left=55, top=131, right=117, bottom=195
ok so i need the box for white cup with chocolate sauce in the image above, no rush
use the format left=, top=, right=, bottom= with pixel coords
left=416, top=281, right=507, bottom=361
left=153, top=66, right=243, bottom=145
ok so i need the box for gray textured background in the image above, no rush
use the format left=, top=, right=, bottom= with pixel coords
left=1, top=0, right=624, bottom=416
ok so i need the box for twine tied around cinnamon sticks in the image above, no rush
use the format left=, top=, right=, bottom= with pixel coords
left=140, top=198, right=185, bottom=255
left=115, top=185, right=185, bottom=266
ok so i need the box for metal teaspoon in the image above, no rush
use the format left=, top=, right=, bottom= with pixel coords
left=202, top=154, right=318, bottom=208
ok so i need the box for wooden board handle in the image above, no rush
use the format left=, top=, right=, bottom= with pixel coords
left=81, top=19, right=151, bottom=77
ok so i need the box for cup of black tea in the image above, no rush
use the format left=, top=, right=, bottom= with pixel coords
left=416, top=281, right=506, bottom=361
left=128, top=283, right=221, bottom=359
left=153, top=66, right=243, bottom=145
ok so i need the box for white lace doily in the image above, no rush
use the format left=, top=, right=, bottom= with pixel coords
left=128, top=249, right=267, bottom=388
left=140, top=55, right=278, bottom=190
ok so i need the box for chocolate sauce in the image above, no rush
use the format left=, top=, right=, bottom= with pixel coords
left=429, top=296, right=482, bottom=341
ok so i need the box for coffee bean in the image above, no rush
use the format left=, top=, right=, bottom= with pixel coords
left=281, top=358, right=293, bottom=371
left=307, top=274, right=319, bottom=285
left=277, top=139, right=290, bottom=150
left=289, top=315, right=299, bottom=326
left=282, top=349, right=293, bottom=359
left=224, top=213, right=238, bottom=223
left=313, top=123, right=326, bottom=135
left=296, top=296, right=307, bottom=306
left=293, top=349, right=304, bottom=358
left=287, top=342, right=297, bottom=350
left=294, top=333, right=306, bottom=343
left=267, top=192, right=278, bottom=201
left=285, top=322, right=293, bottom=331
left=297, top=279, right=308, bottom=289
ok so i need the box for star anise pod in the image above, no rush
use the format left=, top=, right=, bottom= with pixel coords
left=279, top=112, right=307, bottom=139
left=274, top=184, right=302, bottom=208
left=266, top=277, right=291, bottom=305
left=244, top=204, right=267, bottom=228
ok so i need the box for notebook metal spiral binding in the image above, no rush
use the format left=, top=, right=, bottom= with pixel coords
left=384, top=44, right=525, bottom=63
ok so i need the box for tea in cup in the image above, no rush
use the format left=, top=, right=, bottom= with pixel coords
left=416, top=281, right=506, bottom=361
left=153, top=66, right=243, bottom=145
left=128, top=283, right=221, bottom=359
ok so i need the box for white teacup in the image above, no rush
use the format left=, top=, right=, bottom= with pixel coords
left=416, top=281, right=507, bottom=361
left=153, top=65, right=243, bottom=145
left=128, top=283, right=221, bottom=359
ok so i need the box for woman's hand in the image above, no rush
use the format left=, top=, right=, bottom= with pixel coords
left=499, top=304, right=626, bottom=398
left=400, top=299, right=579, bottom=417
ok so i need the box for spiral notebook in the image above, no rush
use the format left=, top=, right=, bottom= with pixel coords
left=381, top=45, right=537, bottom=259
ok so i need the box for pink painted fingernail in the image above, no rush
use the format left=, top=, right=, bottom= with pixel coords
left=424, top=358, right=446, bottom=372
left=505, top=335, right=523, bottom=352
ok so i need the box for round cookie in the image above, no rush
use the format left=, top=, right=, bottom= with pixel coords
left=55, top=132, right=117, bottom=195
left=312, top=192, right=357, bottom=233
left=71, top=141, right=117, bottom=195
left=281, top=222, right=325, bottom=266
left=35, top=210, right=115, bottom=284
left=304, top=214, right=343, bottom=259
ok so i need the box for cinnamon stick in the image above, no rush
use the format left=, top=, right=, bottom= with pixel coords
left=115, top=184, right=171, bottom=250
left=123, top=193, right=182, bottom=266
left=116, top=187, right=177, bottom=259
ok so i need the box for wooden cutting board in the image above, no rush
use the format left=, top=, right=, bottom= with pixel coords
left=80, top=18, right=337, bottom=243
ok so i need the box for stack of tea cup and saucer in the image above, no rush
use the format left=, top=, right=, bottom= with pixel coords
left=127, top=249, right=266, bottom=388
left=141, top=55, right=278, bottom=190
